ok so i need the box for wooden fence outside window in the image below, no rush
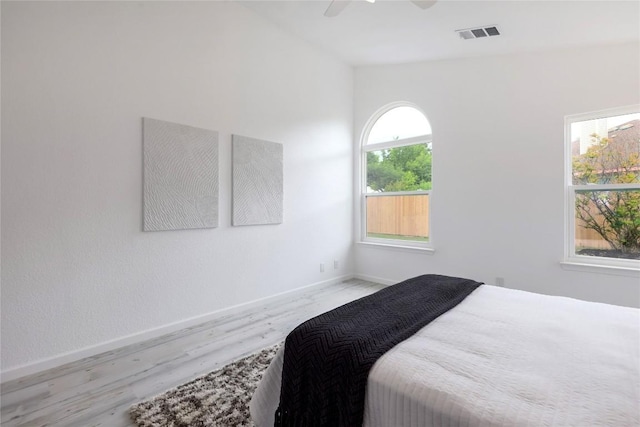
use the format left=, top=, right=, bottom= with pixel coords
left=366, top=194, right=429, bottom=238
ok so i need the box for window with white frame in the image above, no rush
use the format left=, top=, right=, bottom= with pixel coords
left=566, top=106, right=640, bottom=268
left=361, top=104, right=432, bottom=247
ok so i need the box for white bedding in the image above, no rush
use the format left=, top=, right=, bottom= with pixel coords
left=250, top=285, right=640, bottom=427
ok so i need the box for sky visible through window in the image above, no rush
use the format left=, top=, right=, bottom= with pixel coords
left=367, top=107, right=431, bottom=144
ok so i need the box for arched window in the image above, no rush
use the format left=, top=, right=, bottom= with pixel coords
left=361, top=104, right=432, bottom=247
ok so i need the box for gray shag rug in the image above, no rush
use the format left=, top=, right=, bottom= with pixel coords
left=129, top=342, right=281, bottom=427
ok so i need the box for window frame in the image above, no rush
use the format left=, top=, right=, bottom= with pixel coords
left=360, top=103, right=433, bottom=250
left=563, top=105, right=640, bottom=273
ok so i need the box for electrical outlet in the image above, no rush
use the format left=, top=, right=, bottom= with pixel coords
left=334, top=260, right=339, bottom=270
left=320, top=263, right=325, bottom=273
left=495, top=277, right=505, bottom=287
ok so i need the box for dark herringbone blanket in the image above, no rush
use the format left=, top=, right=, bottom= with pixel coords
left=275, top=274, right=482, bottom=427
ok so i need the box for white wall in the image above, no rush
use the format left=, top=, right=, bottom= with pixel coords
left=354, top=43, right=640, bottom=308
left=1, top=1, right=354, bottom=374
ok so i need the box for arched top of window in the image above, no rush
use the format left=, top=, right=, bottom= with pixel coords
left=366, top=106, right=431, bottom=145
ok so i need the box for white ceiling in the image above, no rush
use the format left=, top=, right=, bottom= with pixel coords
left=239, top=0, right=640, bottom=66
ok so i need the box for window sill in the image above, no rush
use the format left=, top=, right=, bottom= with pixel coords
left=357, top=241, right=435, bottom=255
left=560, top=260, right=640, bottom=278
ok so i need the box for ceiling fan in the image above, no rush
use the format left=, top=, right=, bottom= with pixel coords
left=324, top=0, right=438, bottom=17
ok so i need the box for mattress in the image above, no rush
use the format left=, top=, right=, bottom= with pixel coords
left=250, top=285, right=640, bottom=427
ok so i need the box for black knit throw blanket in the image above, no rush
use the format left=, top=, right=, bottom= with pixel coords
left=275, top=274, right=483, bottom=427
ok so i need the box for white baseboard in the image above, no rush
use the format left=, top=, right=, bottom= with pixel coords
left=354, top=273, right=397, bottom=286
left=1, top=274, right=355, bottom=384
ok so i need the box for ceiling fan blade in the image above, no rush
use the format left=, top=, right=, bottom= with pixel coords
left=411, top=0, right=437, bottom=9
left=324, top=0, right=352, bottom=17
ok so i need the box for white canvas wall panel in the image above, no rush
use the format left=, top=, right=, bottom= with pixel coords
left=232, top=135, right=283, bottom=226
left=143, top=118, right=219, bottom=231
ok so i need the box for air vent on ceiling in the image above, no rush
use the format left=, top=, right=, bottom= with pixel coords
left=456, top=26, right=500, bottom=40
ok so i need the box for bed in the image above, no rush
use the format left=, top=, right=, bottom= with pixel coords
left=250, top=275, right=640, bottom=427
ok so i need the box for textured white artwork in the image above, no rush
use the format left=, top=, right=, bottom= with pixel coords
left=143, top=118, right=219, bottom=231
left=232, top=135, right=283, bottom=226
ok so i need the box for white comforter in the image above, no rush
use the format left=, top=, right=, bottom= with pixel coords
left=250, top=285, right=640, bottom=427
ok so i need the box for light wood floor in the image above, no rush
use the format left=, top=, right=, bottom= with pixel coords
left=1, top=278, right=385, bottom=427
